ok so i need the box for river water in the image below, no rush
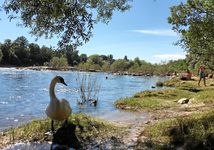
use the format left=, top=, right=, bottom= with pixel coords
left=0, top=68, right=168, bottom=130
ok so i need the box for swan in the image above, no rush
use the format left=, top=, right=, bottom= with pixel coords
left=45, top=76, right=72, bottom=132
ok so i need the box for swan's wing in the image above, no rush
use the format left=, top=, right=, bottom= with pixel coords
left=60, top=99, right=72, bottom=114
left=61, top=99, right=70, bottom=105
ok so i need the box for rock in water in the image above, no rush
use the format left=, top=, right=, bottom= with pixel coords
left=51, top=123, right=82, bottom=149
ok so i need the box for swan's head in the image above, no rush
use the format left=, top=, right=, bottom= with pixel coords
left=55, top=76, right=67, bottom=86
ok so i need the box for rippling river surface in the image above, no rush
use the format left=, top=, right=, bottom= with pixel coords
left=0, top=68, right=168, bottom=130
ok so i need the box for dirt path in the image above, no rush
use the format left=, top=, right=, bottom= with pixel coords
left=95, top=110, right=150, bottom=149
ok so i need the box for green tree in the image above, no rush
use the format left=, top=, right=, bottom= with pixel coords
left=110, top=59, right=129, bottom=72
left=79, top=53, right=87, bottom=63
left=167, top=59, right=188, bottom=73
left=64, top=45, right=80, bottom=66
left=13, top=36, right=30, bottom=65
left=49, top=56, right=68, bottom=69
left=168, top=0, right=214, bottom=70
left=88, top=54, right=102, bottom=66
left=0, top=39, right=18, bottom=65
left=107, top=54, right=114, bottom=64
left=3, top=0, right=131, bottom=48
left=124, top=55, right=129, bottom=61
left=102, top=61, right=111, bottom=72
left=40, top=46, right=53, bottom=65
left=140, top=60, right=154, bottom=74
left=29, top=43, right=41, bottom=65
left=100, top=55, right=108, bottom=61
left=0, top=49, right=3, bottom=63
left=134, top=57, right=142, bottom=66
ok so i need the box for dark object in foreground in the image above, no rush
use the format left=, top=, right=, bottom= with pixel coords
left=51, top=123, right=82, bottom=150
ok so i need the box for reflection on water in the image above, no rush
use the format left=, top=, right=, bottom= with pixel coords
left=0, top=68, right=168, bottom=130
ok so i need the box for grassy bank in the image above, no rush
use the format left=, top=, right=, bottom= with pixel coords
left=0, top=113, right=126, bottom=149
left=115, top=77, right=214, bottom=112
left=138, top=110, right=214, bottom=149
left=115, top=77, right=214, bottom=149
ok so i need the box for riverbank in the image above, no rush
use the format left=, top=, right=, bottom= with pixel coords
left=115, top=77, right=214, bottom=149
left=0, top=113, right=130, bottom=149
left=3, top=66, right=157, bottom=77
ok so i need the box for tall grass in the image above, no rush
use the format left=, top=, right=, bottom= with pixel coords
left=143, top=110, right=214, bottom=149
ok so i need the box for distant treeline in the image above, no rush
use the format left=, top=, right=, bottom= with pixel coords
left=0, top=36, right=189, bottom=75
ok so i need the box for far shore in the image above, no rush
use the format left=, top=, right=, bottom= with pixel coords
left=0, top=65, right=168, bottom=77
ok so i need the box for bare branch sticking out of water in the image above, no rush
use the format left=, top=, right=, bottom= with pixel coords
left=76, top=72, right=101, bottom=107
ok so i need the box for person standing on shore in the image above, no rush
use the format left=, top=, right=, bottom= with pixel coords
left=198, top=65, right=206, bottom=86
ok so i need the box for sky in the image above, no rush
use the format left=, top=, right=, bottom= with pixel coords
left=0, top=0, right=186, bottom=63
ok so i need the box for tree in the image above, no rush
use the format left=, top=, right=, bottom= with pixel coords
left=79, top=53, right=87, bottom=63
left=88, top=54, right=102, bottom=66
left=100, top=55, right=108, bottom=61
left=0, top=39, right=17, bottom=65
left=167, top=59, right=188, bottom=73
left=168, top=0, right=214, bottom=70
left=134, top=57, right=142, bottom=66
left=0, top=49, right=3, bottom=63
left=140, top=60, right=154, bottom=74
left=29, top=43, right=42, bottom=65
left=63, top=45, right=80, bottom=66
left=49, top=56, right=68, bottom=69
left=107, top=54, right=114, bottom=64
left=102, top=61, right=111, bottom=72
left=3, top=0, right=132, bottom=48
left=40, top=46, right=53, bottom=65
left=124, top=55, right=129, bottom=61
left=110, top=59, right=129, bottom=72
left=13, top=36, right=30, bottom=65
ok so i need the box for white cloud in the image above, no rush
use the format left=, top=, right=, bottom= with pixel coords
left=132, top=29, right=177, bottom=36
left=153, top=54, right=186, bottom=61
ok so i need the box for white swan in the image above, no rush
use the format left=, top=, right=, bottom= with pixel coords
left=45, top=76, right=72, bottom=132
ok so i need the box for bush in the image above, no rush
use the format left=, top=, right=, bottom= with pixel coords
left=49, top=56, right=68, bottom=69
left=156, top=81, right=164, bottom=87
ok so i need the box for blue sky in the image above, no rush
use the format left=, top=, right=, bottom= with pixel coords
left=0, top=0, right=186, bottom=63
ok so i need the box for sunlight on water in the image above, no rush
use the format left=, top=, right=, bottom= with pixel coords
left=0, top=68, right=169, bottom=130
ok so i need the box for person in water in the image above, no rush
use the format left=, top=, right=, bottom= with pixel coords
left=198, top=65, right=206, bottom=86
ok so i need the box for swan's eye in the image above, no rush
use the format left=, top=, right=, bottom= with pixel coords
left=59, top=77, right=64, bottom=83
left=57, top=76, right=67, bottom=86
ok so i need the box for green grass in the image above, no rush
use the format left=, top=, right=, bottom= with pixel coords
left=115, top=97, right=165, bottom=110
left=0, top=113, right=125, bottom=148
left=115, top=89, right=195, bottom=111
left=115, top=78, right=214, bottom=111
left=141, top=110, right=214, bottom=149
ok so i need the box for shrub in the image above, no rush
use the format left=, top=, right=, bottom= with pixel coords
left=49, top=56, right=68, bottom=69
left=156, top=81, right=164, bottom=87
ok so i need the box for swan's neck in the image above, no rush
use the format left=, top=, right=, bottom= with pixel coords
left=49, top=79, right=57, bottom=100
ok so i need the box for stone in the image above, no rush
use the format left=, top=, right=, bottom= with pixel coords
left=178, top=98, right=189, bottom=104
left=210, top=83, right=214, bottom=86
left=208, top=74, right=213, bottom=78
